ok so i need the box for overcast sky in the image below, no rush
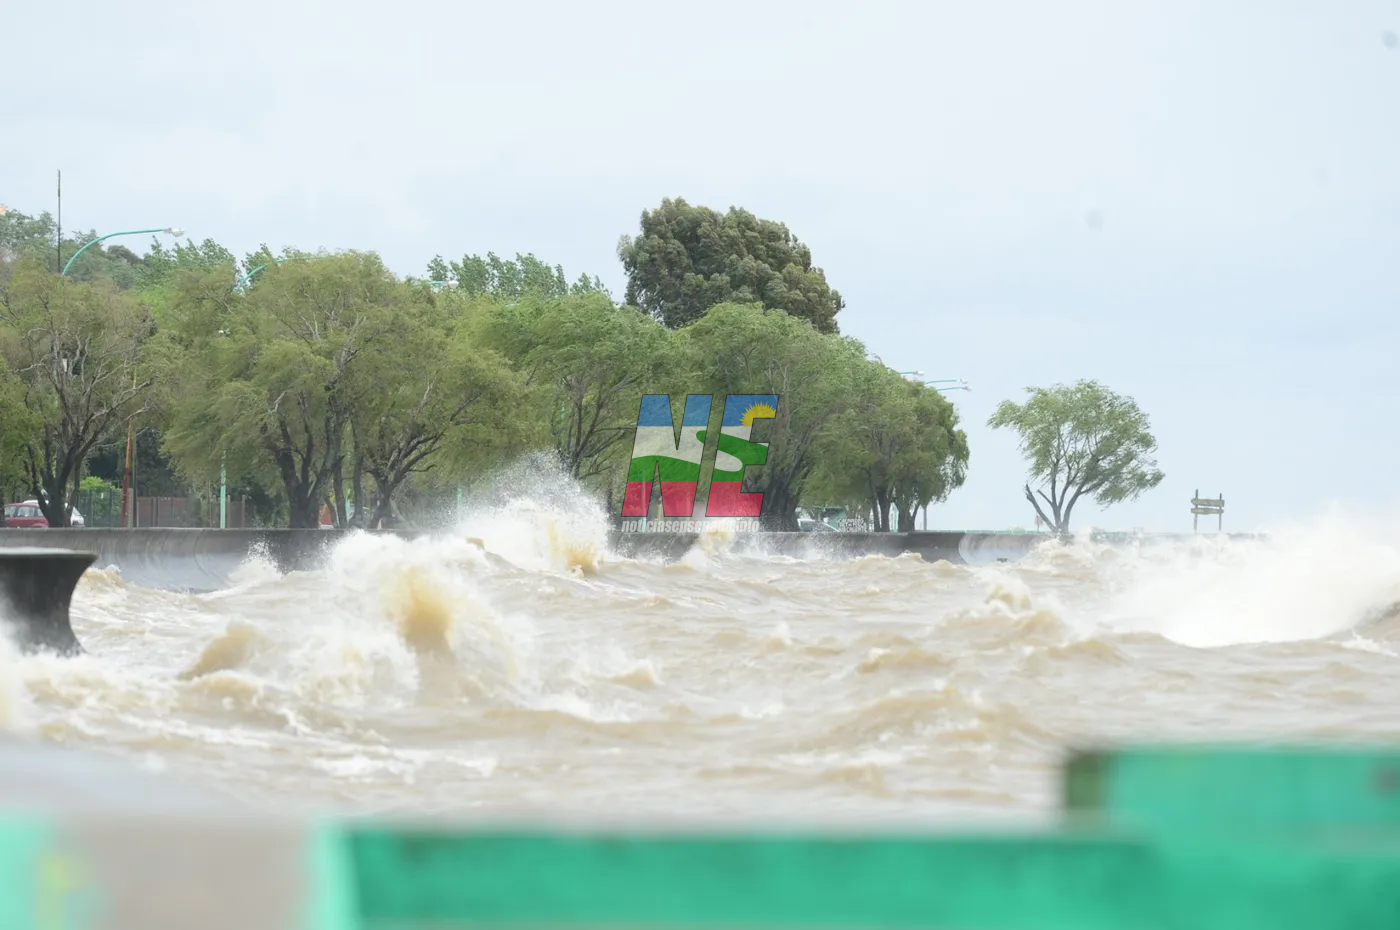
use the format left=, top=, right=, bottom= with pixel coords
left=5, top=1, right=1398, bottom=532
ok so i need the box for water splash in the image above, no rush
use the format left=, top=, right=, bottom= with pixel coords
left=10, top=494, right=1400, bottom=821
left=178, top=620, right=262, bottom=681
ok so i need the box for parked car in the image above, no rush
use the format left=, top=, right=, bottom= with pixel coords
left=14, top=498, right=84, bottom=527
left=4, top=502, right=48, bottom=528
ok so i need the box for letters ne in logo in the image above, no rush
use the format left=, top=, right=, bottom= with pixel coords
left=622, top=394, right=779, bottom=518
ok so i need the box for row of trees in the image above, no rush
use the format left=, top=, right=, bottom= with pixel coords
left=1, top=197, right=1167, bottom=535
left=0, top=201, right=967, bottom=530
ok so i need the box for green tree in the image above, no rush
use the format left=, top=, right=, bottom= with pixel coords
left=344, top=293, right=529, bottom=528
left=477, top=291, right=675, bottom=489
left=988, top=379, right=1164, bottom=536
left=428, top=251, right=611, bottom=301
left=0, top=258, right=156, bottom=526
left=157, top=252, right=404, bottom=528
left=0, top=359, right=38, bottom=501
left=136, top=237, right=237, bottom=290
left=618, top=198, right=845, bottom=333
left=890, top=383, right=969, bottom=531
left=0, top=208, right=57, bottom=271
left=679, top=302, right=866, bottom=529
left=806, top=369, right=969, bottom=531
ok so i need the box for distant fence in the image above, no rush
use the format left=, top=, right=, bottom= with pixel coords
left=74, top=490, right=248, bottom=528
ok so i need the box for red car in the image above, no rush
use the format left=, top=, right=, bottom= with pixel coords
left=3, top=502, right=48, bottom=528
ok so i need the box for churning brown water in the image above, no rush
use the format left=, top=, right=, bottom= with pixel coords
left=4, top=501, right=1400, bottom=823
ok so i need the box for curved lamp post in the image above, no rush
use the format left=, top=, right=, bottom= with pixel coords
left=61, top=227, right=184, bottom=276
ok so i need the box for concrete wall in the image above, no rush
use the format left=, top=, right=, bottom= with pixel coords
left=0, top=528, right=419, bottom=592
left=0, top=528, right=1263, bottom=593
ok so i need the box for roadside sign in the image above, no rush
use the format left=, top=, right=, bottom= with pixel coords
left=1191, top=490, right=1224, bottom=533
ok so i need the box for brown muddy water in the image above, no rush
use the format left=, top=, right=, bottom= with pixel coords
left=2, top=503, right=1398, bottom=824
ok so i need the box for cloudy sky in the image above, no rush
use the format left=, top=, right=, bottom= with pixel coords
left=5, top=1, right=1398, bottom=532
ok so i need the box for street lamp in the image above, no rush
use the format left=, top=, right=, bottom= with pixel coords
left=61, top=227, right=184, bottom=276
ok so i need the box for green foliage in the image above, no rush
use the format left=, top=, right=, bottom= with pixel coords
left=429, top=251, right=610, bottom=301
left=136, top=238, right=237, bottom=290
left=809, top=368, right=969, bottom=531
left=0, top=210, right=142, bottom=287
left=344, top=293, right=533, bottom=528
left=0, top=209, right=57, bottom=268
left=0, top=208, right=236, bottom=296
left=0, top=257, right=156, bottom=525
left=618, top=198, right=845, bottom=333
left=678, top=303, right=868, bottom=528
left=890, top=384, right=969, bottom=530
left=478, top=292, right=676, bottom=493
left=988, top=379, right=1164, bottom=535
left=0, top=199, right=987, bottom=529
left=158, top=252, right=409, bottom=527
left=0, top=359, right=37, bottom=497
left=79, top=474, right=118, bottom=494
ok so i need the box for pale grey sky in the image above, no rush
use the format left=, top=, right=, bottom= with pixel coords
left=5, top=1, right=1398, bottom=532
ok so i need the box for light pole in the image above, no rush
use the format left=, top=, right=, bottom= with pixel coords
left=61, top=227, right=184, bottom=276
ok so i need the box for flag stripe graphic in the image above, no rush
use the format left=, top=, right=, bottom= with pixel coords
left=624, top=395, right=712, bottom=517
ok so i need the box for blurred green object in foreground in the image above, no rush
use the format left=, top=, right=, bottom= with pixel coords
left=342, top=825, right=1400, bottom=930
left=1064, top=745, right=1400, bottom=834
left=7, top=744, right=1400, bottom=929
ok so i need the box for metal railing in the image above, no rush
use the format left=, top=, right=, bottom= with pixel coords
left=72, top=490, right=248, bottom=528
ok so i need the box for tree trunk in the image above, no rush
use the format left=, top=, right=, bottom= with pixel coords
left=759, top=484, right=801, bottom=531
left=350, top=455, right=366, bottom=528
left=331, top=458, right=348, bottom=528
left=38, top=488, right=71, bottom=528
left=1024, top=483, right=1071, bottom=539
left=874, top=489, right=892, bottom=532
left=896, top=501, right=916, bottom=533
left=285, top=488, right=320, bottom=529
left=368, top=470, right=409, bottom=529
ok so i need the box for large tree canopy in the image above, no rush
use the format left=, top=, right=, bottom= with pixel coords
left=618, top=198, right=845, bottom=334
left=477, top=291, right=678, bottom=495
left=0, top=258, right=156, bottom=525
left=808, top=368, right=969, bottom=531
left=0, top=197, right=982, bottom=530
left=678, top=302, right=866, bottom=529
left=988, top=379, right=1164, bottom=536
left=157, top=252, right=409, bottom=528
